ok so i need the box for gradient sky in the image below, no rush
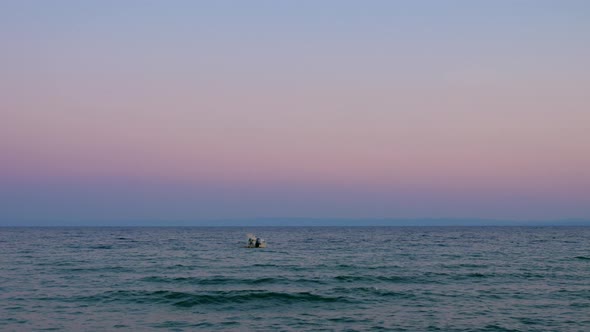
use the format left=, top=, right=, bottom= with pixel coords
left=1, top=1, right=589, bottom=225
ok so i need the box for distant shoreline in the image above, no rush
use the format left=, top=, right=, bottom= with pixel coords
left=2, top=220, right=589, bottom=228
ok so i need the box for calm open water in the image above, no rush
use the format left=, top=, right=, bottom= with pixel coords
left=1, top=227, right=589, bottom=331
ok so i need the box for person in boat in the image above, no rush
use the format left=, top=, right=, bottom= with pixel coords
left=255, top=237, right=262, bottom=248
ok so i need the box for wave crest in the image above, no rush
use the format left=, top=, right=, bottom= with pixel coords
left=78, top=290, right=348, bottom=307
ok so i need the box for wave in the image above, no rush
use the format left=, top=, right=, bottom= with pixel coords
left=76, top=290, right=347, bottom=307
left=332, top=271, right=548, bottom=283
left=88, top=245, right=113, bottom=249
left=59, top=266, right=131, bottom=273
left=329, top=286, right=416, bottom=299
left=481, top=324, right=521, bottom=332
left=466, top=272, right=487, bottom=278
left=141, top=274, right=423, bottom=285
left=138, top=271, right=552, bottom=286
left=140, top=276, right=326, bottom=285
left=334, top=275, right=414, bottom=283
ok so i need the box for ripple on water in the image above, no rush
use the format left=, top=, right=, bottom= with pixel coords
left=1, top=227, right=589, bottom=331
left=70, top=289, right=350, bottom=308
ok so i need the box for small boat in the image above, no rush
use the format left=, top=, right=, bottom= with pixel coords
left=246, top=233, right=267, bottom=248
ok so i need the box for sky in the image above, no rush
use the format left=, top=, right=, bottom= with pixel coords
left=1, top=1, right=589, bottom=225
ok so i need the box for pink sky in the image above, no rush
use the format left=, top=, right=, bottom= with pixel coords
left=1, top=1, right=589, bottom=223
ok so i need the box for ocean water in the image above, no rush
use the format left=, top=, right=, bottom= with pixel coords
left=1, top=227, right=589, bottom=331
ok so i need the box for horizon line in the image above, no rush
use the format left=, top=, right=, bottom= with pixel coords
left=2, top=217, right=589, bottom=227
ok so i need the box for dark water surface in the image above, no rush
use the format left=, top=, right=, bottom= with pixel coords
left=1, top=227, right=589, bottom=331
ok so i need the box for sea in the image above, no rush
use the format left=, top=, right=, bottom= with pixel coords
left=1, top=227, right=589, bottom=331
